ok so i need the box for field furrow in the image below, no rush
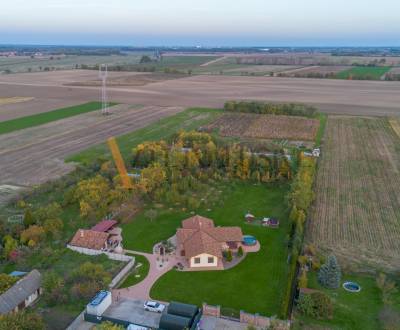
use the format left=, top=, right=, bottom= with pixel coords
left=308, top=116, right=400, bottom=271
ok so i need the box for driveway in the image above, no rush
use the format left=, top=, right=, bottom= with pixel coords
left=112, top=250, right=174, bottom=301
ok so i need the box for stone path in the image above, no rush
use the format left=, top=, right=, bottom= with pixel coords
left=112, top=250, right=174, bottom=301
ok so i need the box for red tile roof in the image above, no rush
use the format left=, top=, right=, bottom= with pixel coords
left=177, top=215, right=243, bottom=259
left=91, top=220, right=117, bottom=232
left=70, top=229, right=109, bottom=250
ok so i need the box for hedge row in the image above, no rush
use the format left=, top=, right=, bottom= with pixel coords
left=280, top=154, right=317, bottom=318
left=224, top=101, right=318, bottom=117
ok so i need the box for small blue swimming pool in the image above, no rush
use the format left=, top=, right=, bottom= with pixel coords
left=242, top=235, right=257, bottom=246
left=343, top=282, right=361, bottom=292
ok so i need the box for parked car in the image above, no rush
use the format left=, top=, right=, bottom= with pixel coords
left=144, top=300, right=166, bottom=313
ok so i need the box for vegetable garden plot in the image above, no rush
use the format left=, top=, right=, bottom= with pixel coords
left=205, top=113, right=319, bottom=141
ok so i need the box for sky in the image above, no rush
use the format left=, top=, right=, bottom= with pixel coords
left=1, top=0, right=400, bottom=46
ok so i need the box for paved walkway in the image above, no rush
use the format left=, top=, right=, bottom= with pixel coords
left=112, top=250, right=174, bottom=301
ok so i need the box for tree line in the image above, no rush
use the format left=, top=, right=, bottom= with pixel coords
left=224, top=101, right=318, bottom=117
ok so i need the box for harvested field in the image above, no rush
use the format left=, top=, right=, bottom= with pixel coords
left=388, top=67, right=400, bottom=74
left=1, top=71, right=400, bottom=120
left=0, top=96, right=33, bottom=106
left=0, top=104, right=183, bottom=186
left=205, top=113, right=319, bottom=141
left=309, top=116, right=400, bottom=271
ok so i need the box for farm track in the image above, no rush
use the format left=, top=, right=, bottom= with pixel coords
left=309, top=116, right=400, bottom=271
left=0, top=105, right=183, bottom=186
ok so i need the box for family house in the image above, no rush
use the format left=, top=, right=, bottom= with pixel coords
left=69, top=219, right=123, bottom=254
left=176, top=215, right=243, bottom=269
left=0, top=269, right=42, bottom=314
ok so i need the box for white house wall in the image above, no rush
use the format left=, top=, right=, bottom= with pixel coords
left=190, top=253, right=218, bottom=267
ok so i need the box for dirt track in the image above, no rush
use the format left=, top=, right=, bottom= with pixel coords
left=0, top=104, right=183, bottom=186
left=1, top=70, right=400, bottom=121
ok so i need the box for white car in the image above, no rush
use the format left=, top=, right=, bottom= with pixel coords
left=143, top=300, right=165, bottom=313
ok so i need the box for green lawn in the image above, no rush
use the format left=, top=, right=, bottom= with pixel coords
left=118, top=254, right=150, bottom=288
left=0, top=101, right=113, bottom=135
left=294, top=272, right=400, bottom=330
left=335, top=66, right=391, bottom=80
left=67, top=107, right=222, bottom=164
left=133, top=182, right=291, bottom=317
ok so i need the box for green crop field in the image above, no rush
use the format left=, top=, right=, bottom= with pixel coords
left=0, top=102, right=116, bottom=135
left=335, top=66, right=391, bottom=80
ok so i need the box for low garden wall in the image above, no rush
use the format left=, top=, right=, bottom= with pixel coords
left=109, top=258, right=135, bottom=289
left=66, top=245, right=133, bottom=262
left=202, top=302, right=220, bottom=317
left=202, top=303, right=290, bottom=329
left=240, top=310, right=270, bottom=328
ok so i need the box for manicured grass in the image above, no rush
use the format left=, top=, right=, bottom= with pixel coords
left=118, top=254, right=150, bottom=288
left=294, top=272, right=395, bottom=330
left=143, top=182, right=290, bottom=317
left=0, top=101, right=113, bottom=135
left=335, top=66, right=391, bottom=80
left=67, top=107, right=222, bottom=164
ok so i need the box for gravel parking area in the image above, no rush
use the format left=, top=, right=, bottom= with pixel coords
left=103, top=298, right=164, bottom=329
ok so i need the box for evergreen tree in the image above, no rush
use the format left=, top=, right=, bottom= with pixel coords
left=23, top=209, right=35, bottom=227
left=318, top=255, right=341, bottom=289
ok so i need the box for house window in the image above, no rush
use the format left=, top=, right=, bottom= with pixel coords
left=208, top=257, right=214, bottom=264
left=194, top=257, right=201, bottom=264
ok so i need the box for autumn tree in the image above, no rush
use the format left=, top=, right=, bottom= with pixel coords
left=74, top=175, right=111, bottom=219
left=139, top=163, right=166, bottom=195
left=2, top=235, right=17, bottom=260
left=0, top=311, right=45, bottom=330
left=20, top=225, right=46, bottom=247
left=95, top=321, right=124, bottom=330
left=0, top=273, right=17, bottom=294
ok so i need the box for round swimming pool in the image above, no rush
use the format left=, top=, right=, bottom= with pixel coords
left=242, top=235, right=257, bottom=246
left=343, top=281, right=361, bottom=292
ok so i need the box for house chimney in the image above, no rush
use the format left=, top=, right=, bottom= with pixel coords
left=80, top=230, right=84, bottom=238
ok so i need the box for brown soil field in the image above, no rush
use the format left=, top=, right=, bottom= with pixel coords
left=388, top=67, right=400, bottom=74
left=1, top=71, right=400, bottom=121
left=0, top=104, right=183, bottom=186
left=206, top=113, right=319, bottom=141
left=308, top=116, right=400, bottom=271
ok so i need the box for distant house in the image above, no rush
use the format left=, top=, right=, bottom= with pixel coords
left=176, top=215, right=243, bottom=269
left=0, top=269, right=42, bottom=315
left=262, top=217, right=280, bottom=228
left=69, top=219, right=123, bottom=254
left=312, top=148, right=321, bottom=157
